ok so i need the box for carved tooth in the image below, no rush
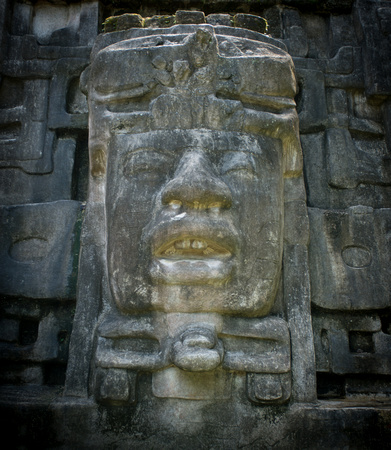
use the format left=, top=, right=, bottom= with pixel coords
left=192, top=240, right=207, bottom=249
left=165, top=246, right=176, bottom=255
left=175, top=239, right=191, bottom=249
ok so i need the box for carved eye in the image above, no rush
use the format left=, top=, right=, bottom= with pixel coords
left=122, top=150, right=171, bottom=180
left=220, top=152, right=256, bottom=177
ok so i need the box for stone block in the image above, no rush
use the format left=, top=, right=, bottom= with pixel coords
left=0, top=319, right=19, bottom=343
left=95, top=368, right=137, bottom=405
left=0, top=365, right=43, bottom=385
left=32, top=2, right=77, bottom=46
left=284, top=244, right=316, bottom=402
left=116, top=14, right=143, bottom=31
left=296, top=69, right=328, bottom=133
left=308, top=206, right=391, bottom=311
left=263, top=6, right=283, bottom=39
left=233, top=14, right=267, bottom=33
left=78, top=1, right=99, bottom=46
left=247, top=372, right=291, bottom=404
left=355, top=0, right=391, bottom=95
left=144, top=15, right=175, bottom=28
left=313, top=312, right=391, bottom=375
left=48, top=58, right=89, bottom=130
left=300, top=13, right=329, bottom=59
left=326, top=88, right=348, bottom=114
left=0, top=78, right=52, bottom=173
left=300, top=132, right=330, bottom=208
left=153, top=368, right=232, bottom=400
left=11, top=3, right=33, bottom=36
left=283, top=9, right=308, bottom=57
left=0, top=200, right=82, bottom=299
left=284, top=176, right=309, bottom=245
left=175, top=11, right=205, bottom=25
left=206, top=14, right=232, bottom=27
left=301, top=131, right=391, bottom=210
left=286, top=25, right=308, bottom=57
left=324, top=47, right=365, bottom=90
left=329, top=14, right=357, bottom=53
left=0, top=138, right=76, bottom=205
left=351, top=90, right=383, bottom=123
left=326, top=128, right=390, bottom=189
left=324, top=47, right=353, bottom=74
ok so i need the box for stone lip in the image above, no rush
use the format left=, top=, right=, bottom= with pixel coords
left=147, top=214, right=239, bottom=285
left=149, top=258, right=235, bottom=286
left=147, top=215, right=240, bottom=259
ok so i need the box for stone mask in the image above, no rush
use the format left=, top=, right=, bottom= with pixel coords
left=87, top=26, right=301, bottom=318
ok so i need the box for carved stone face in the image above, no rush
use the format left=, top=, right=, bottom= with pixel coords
left=106, top=129, right=283, bottom=316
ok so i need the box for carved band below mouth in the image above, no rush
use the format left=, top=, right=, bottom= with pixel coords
left=155, top=237, right=231, bottom=259
left=150, top=258, right=234, bottom=286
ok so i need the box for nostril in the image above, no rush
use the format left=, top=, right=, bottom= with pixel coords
left=169, top=200, right=182, bottom=210
left=208, top=202, right=222, bottom=214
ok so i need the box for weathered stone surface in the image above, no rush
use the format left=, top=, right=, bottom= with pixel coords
left=31, top=1, right=98, bottom=47
left=0, top=77, right=51, bottom=172
left=296, top=69, right=328, bottom=133
left=0, top=200, right=82, bottom=299
left=48, top=58, right=89, bottom=130
left=308, top=206, right=391, bottom=310
left=326, top=128, right=389, bottom=189
left=175, top=10, right=206, bottom=25
left=1, top=391, right=389, bottom=448
left=0, top=138, right=76, bottom=205
left=144, top=15, right=175, bottom=28
left=302, top=131, right=391, bottom=209
left=313, top=312, right=391, bottom=375
left=0, top=319, right=19, bottom=343
left=206, top=14, right=232, bottom=26
left=0, top=301, right=75, bottom=388
left=355, top=0, right=391, bottom=95
left=233, top=14, right=267, bottom=33
left=104, top=14, right=143, bottom=33
left=283, top=9, right=308, bottom=57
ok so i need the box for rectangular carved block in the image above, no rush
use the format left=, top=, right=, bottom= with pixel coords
left=313, top=312, right=391, bottom=375
left=309, top=206, right=391, bottom=310
left=0, top=200, right=82, bottom=299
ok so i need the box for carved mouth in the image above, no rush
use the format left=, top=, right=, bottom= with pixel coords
left=155, top=237, right=231, bottom=259
left=147, top=218, right=239, bottom=286
left=151, top=236, right=234, bottom=286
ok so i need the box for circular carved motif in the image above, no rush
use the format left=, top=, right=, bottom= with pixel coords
left=341, top=246, right=372, bottom=268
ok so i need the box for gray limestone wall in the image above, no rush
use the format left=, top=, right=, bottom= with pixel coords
left=0, top=1, right=390, bottom=448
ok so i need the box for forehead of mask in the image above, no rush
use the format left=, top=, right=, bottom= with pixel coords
left=90, top=33, right=297, bottom=100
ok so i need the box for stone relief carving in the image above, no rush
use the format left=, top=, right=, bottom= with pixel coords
left=1, top=3, right=390, bottom=446
left=65, top=24, right=315, bottom=406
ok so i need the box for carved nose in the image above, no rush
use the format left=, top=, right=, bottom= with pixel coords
left=161, top=150, right=232, bottom=209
